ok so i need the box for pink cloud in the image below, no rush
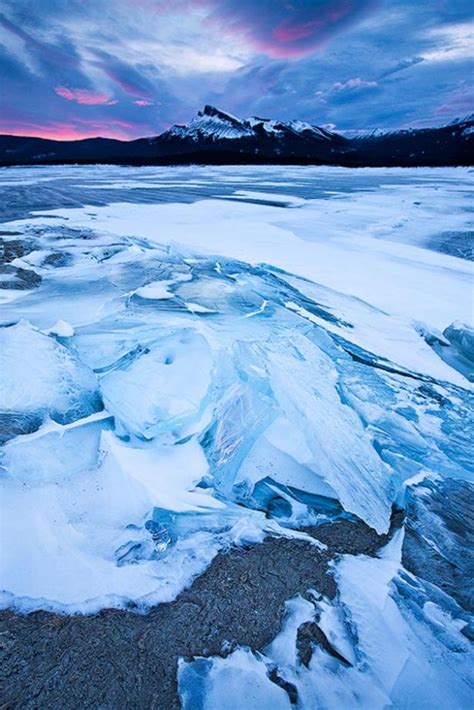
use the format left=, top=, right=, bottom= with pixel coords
left=134, top=99, right=154, bottom=106
left=272, top=20, right=323, bottom=44
left=55, top=87, right=118, bottom=105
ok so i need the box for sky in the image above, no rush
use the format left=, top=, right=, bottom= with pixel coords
left=0, top=0, right=472, bottom=140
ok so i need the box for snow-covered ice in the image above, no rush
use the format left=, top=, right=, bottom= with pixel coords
left=0, top=165, right=472, bottom=704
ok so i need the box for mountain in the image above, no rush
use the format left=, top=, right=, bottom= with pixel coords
left=160, top=105, right=339, bottom=145
left=0, top=105, right=472, bottom=166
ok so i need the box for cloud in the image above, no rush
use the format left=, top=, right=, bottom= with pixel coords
left=204, top=0, right=378, bottom=58
left=91, top=50, right=155, bottom=99
left=55, top=87, right=118, bottom=105
left=133, top=99, right=154, bottom=106
left=434, top=84, right=473, bottom=116
left=0, top=11, right=83, bottom=76
left=421, top=22, right=473, bottom=62
left=333, top=77, right=378, bottom=91
left=379, top=57, right=425, bottom=79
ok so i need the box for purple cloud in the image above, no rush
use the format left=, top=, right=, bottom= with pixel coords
left=204, top=0, right=378, bottom=58
left=91, top=50, right=155, bottom=99
left=435, top=84, right=473, bottom=116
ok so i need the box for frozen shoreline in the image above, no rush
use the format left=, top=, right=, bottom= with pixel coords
left=0, top=513, right=400, bottom=708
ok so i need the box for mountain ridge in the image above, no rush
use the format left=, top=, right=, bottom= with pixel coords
left=0, top=105, right=472, bottom=166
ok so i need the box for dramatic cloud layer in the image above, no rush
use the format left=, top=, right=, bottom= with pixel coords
left=0, top=0, right=472, bottom=139
left=202, top=0, right=377, bottom=58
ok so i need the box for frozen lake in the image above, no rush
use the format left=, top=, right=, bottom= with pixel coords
left=0, top=165, right=472, bottom=707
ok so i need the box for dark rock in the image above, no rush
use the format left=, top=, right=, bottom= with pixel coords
left=0, top=264, right=42, bottom=289
left=296, top=621, right=352, bottom=668
left=0, top=237, right=36, bottom=264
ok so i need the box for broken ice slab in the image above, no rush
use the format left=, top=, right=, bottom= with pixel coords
left=200, top=332, right=395, bottom=534
left=443, top=322, right=474, bottom=363
left=241, top=477, right=344, bottom=522
left=174, top=266, right=273, bottom=318
left=436, top=322, right=474, bottom=381
left=324, top=533, right=474, bottom=709
left=231, top=414, right=343, bottom=520
left=402, top=476, right=474, bottom=613
left=200, top=349, right=276, bottom=498
left=0, top=412, right=111, bottom=484
left=0, top=411, right=42, bottom=446
left=145, top=503, right=267, bottom=554
left=0, top=321, right=102, bottom=440
left=99, top=329, right=213, bottom=439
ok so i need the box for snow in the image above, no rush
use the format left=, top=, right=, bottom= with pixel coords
left=46, top=319, right=75, bottom=337
left=265, top=594, right=315, bottom=667
left=165, top=107, right=335, bottom=143
left=287, top=120, right=331, bottom=139
left=178, top=649, right=292, bottom=710
left=168, top=110, right=254, bottom=142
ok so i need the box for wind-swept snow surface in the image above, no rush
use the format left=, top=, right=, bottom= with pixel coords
left=0, top=166, right=472, bottom=706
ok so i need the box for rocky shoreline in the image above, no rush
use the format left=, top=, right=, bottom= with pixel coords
left=0, top=514, right=403, bottom=709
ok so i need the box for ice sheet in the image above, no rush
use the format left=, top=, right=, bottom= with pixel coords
left=1, top=165, right=472, bottom=615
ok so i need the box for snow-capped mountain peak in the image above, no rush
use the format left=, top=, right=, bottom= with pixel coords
left=166, top=105, right=254, bottom=141
left=286, top=119, right=333, bottom=140
left=198, top=105, right=243, bottom=125
left=163, top=106, right=337, bottom=144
